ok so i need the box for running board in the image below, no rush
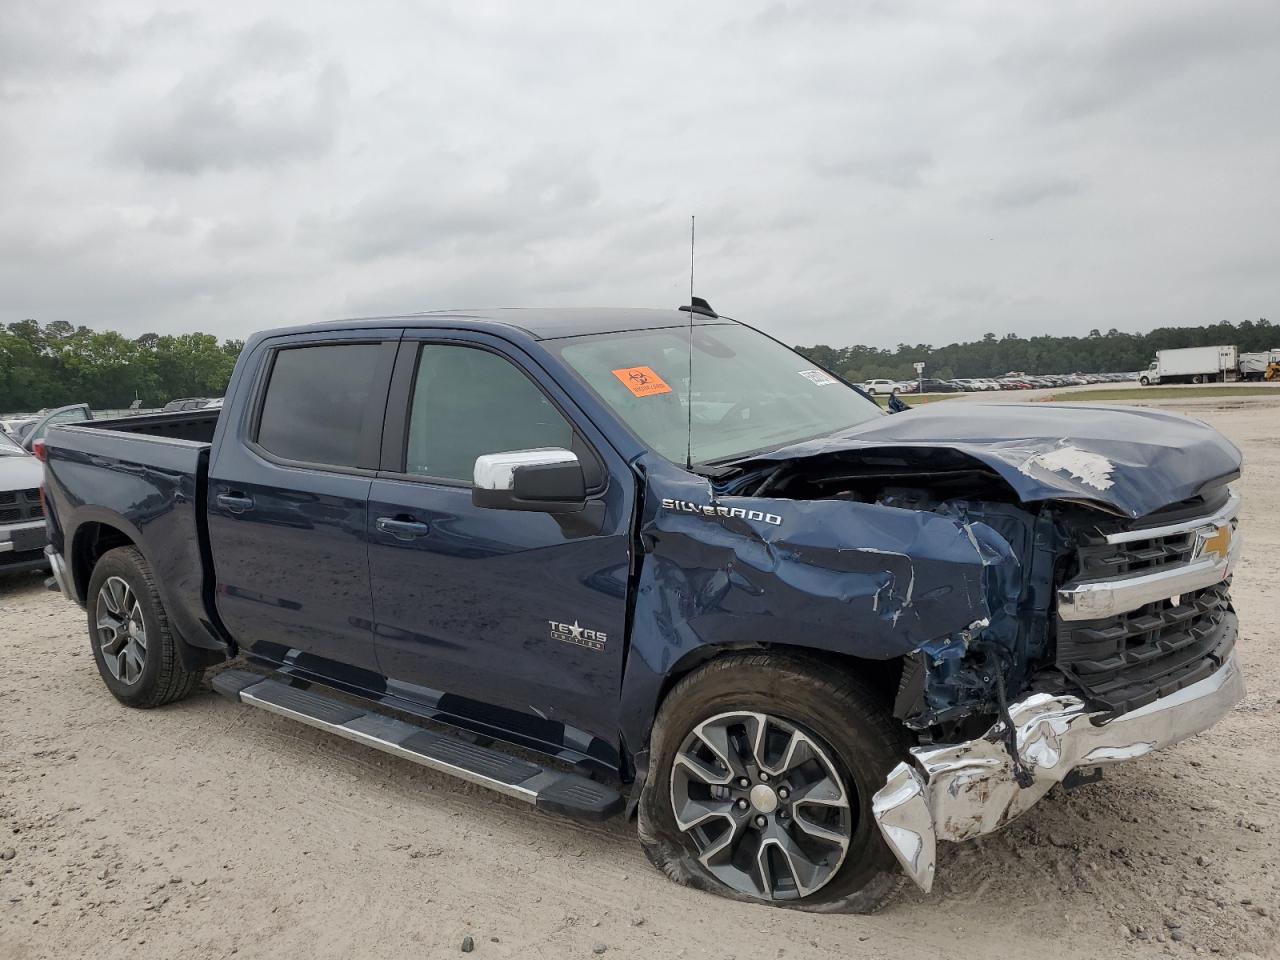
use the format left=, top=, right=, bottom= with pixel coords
left=211, top=670, right=623, bottom=821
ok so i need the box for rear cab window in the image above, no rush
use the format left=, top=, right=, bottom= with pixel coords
left=253, top=342, right=394, bottom=470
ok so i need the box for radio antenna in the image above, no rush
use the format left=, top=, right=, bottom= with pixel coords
left=685, top=215, right=695, bottom=472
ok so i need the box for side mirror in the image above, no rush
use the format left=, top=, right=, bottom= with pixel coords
left=472, top=448, right=586, bottom=514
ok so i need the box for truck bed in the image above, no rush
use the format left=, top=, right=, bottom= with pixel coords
left=41, top=415, right=226, bottom=668
left=85, top=408, right=221, bottom=444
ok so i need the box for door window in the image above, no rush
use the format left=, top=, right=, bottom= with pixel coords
left=404, top=345, right=574, bottom=482
left=256, top=343, right=386, bottom=469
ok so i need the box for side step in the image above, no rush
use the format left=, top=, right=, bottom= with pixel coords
left=211, top=670, right=623, bottom=821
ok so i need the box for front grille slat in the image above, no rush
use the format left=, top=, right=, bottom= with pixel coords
left=1057, top=504, right=1235, bottom=714
left=0, top=488, right=43, bottom=524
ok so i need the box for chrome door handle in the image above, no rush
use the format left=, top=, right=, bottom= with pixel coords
left=216, top=493, right=255, bottom=515
left=375, top=517, right=431, bottom=540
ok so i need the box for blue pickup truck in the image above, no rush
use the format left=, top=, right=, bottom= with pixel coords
left=39, top=305, right=1245, bottom=911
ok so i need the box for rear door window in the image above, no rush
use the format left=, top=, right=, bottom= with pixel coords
left=255, top=343, right=388, bottom=469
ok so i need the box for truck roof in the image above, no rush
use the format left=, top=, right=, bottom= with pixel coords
left=276, top=307, right=728, bottom=342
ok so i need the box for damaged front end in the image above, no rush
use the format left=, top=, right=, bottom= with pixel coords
left=628, top=404, right=1245, bottom=894
left=872, top=483, right=1244, bottom=891
left=874, top=651, right=1243, bottom=891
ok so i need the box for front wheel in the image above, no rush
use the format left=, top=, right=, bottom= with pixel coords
left=638, top=654, right=905, bottom=912
left=87, top=546, right=202, bottom=708
left=1140, top=376, right=1150, bottom=386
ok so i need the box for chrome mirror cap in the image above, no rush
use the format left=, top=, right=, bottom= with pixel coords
left=473, top=448, right=579, bottom=491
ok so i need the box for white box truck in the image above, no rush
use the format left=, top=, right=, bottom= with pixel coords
left=1139, top=345, right=1239, bottom=385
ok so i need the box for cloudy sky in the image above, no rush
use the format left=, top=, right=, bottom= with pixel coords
left=2, top=0, right=1277, bottom=347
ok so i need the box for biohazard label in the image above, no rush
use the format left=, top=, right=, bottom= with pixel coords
left=612, top=366, right=672, bottom=397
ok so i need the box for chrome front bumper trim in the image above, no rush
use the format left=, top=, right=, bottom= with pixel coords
left=1057, top=493, right=1241, bottom=622
left=871, top=650, right=1245, bottom=893
left=0, top=519, right=45, bottom=553
left=45, top=545, right=75, bottom=601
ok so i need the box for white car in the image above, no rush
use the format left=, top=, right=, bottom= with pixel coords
left=859, top=378, right=908, bottom=396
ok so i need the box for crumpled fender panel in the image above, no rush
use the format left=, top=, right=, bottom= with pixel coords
left=617, top=457, right=1021, bottom=750
left=740, top=402, right=1242, bottom=519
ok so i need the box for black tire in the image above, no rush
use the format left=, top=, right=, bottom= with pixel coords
left=1139, top=376, right=1150, bottom=386
left=86, top=546, right=202, bottom=708
left=637, top=654, right=907, bottom=913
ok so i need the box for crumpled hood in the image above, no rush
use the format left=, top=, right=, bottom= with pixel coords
left=743, top=402, right=1242, bottom=519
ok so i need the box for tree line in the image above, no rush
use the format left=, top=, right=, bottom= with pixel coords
left=2, top=315, right=1275, bottom=413
left=1, top=320, right=244, bottom=413
left=796, top=317, right=1277, bottom=383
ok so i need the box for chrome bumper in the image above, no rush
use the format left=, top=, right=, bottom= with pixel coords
left=871, top=649, right=1244, bottom=892
left=1057, top=489, right=1240, bottom=621
left=0, top=519, right=45, bottom=554
left=45, top=545, right=75, bottom=601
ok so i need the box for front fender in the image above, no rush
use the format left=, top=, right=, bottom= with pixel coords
left=618, top=458, right=1020, bottom=750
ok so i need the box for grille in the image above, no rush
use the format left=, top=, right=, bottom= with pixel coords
left=1074, top=528, right=1196, bottom=578
left=1056, top=582, right=1235, bottom=713
left=0, top=488, right=43, bottom=524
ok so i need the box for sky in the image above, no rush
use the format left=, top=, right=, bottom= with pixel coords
left=1, top=0, right=1277, bottom=348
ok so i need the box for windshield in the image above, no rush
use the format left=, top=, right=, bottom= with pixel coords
left=550, top=323, right=883, bottom=465
left=0, top=432, right=26, bottom=456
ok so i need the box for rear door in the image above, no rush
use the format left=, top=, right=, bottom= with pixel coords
left=207, top=332, right=399, bottom=685
left=366, top=332, right=634, bottom=765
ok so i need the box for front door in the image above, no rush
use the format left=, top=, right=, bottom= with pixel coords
left=208, top=334, right=399, bottom=685
left=367, top=335, right=633, bottom=765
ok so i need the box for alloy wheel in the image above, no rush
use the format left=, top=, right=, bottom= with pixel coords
left=669, top=711, right=853, bottom=901
left=95, top=576, right=147, bottom=685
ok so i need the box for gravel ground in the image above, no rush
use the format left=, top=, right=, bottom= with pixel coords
left=2, top=396, right=1278, bottom=960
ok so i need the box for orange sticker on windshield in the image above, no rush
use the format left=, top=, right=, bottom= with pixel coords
left=612, top=366, right=672, bottom=397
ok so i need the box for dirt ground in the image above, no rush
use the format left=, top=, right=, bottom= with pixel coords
left=2, top=396, right=1278, bottom=960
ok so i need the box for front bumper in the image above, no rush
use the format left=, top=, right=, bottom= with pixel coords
left=871, top=645, right=1244, bottom=892
left=0, top=520, right=48, bottom=573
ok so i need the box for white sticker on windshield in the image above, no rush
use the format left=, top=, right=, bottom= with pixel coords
left=798, top=369, right=837, bottom=386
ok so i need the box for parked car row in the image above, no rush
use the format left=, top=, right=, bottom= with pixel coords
left=860, top=371, right=1138, bottom=395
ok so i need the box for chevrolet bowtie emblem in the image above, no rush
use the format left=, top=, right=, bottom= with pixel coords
left=1201, top=525, right=1232, bottom=562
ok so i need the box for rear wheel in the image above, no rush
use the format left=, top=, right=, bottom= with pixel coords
left=87, top=546, right=201, bottom=707
left=638, top=654, right=905, bottom=912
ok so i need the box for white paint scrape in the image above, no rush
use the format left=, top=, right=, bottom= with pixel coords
left=1020, top=444, right=1116, bottom=491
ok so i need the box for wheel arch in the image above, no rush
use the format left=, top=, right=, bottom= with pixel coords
left=71, top=516, right=228, bottom=672
left=70, top=517, right=143, bottom=605
left=621, top=640, right=905, bottom=816
left=656, top=643, right=903, bottom=721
